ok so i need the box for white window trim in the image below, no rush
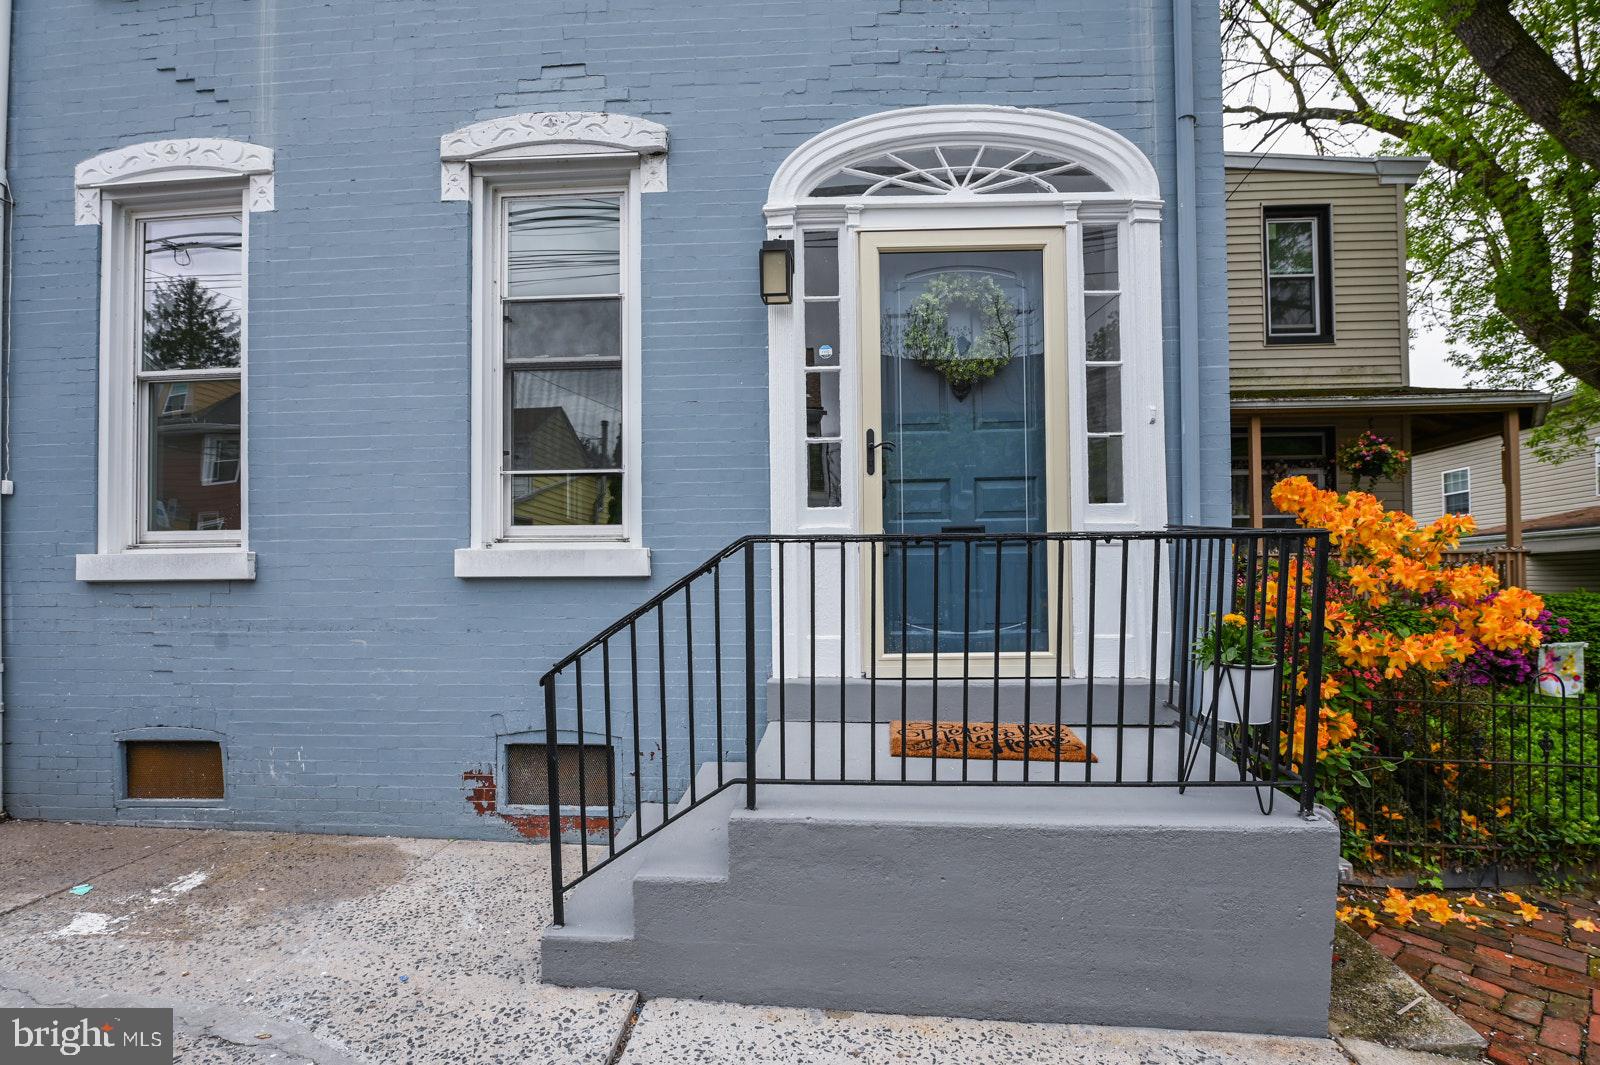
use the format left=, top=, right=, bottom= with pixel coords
left=1593, top=438, right=1599, bottom=497
left=1442, top=467, right=1472, bottom=514
left=444, top=113, right=663, bottom=579
left=74, top=139, right=270, bottom=583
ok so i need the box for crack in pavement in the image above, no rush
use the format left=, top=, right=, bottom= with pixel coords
left=0, top=831, right=212, bottom=922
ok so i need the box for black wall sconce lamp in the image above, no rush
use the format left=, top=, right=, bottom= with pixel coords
left=759, top=238, right=794, bottom=305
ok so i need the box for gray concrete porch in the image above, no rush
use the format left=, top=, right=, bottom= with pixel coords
left=543, top=719, right=1340, bottom=1038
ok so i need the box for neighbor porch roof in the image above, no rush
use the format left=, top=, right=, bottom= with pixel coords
left=1476, top=505, right=1600, bottom=539
left=1230, top=385, right=1551, bottom=416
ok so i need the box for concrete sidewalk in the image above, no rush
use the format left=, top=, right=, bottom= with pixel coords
left=0, top=820, right=1363, bottom=1064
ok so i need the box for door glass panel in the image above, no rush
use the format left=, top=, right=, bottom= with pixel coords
left=878, top=249, right=1047, bottom=654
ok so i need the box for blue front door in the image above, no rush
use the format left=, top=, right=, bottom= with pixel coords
left=878, top=247, right=1050, bottom=655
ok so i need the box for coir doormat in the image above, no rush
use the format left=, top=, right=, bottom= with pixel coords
left=889, top=721, right=1097, bottom=763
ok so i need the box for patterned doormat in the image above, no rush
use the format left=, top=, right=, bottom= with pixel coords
left=888, top=721, right=1096, bottom=762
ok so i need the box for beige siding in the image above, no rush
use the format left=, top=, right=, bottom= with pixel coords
left=1411, top=429, right=1599, bottom=527
left=1527, top=552, right=1600, bottom=594
left=1411, top=435, right=1506, bottom=527
left=1226, top=167, right=1409, bottom=389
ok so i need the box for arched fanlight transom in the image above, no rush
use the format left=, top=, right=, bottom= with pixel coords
left=808, top=143, right=1112, bottom=199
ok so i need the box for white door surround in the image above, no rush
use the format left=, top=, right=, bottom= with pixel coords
left=763, top=106, right=1169, bottom=680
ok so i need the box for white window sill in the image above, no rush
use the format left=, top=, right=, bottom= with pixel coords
left=77, top=549, right=255, bottom=583
left=455, top=544, right=651, bottom=579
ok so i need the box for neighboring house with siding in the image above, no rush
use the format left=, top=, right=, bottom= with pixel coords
left=1411, top=393, right=1599, bottom=593
left=1224, top=153, right=1548, bottom=528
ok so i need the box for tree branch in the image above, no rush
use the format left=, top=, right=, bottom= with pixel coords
left=1447, top=0, right=1600, bottom=171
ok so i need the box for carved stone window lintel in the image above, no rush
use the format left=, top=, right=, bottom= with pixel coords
left=74, top=138, right=275, bottom=225
left=439, top=111, right=669, bottom=200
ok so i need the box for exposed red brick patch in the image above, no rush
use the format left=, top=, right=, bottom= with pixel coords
left=461, top=768, right=611, bottom=842
left=1345, top=887, right=1600, bottom=1064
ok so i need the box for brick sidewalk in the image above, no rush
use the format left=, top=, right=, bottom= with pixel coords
left=1344, top=888, right=1600, bottom=1064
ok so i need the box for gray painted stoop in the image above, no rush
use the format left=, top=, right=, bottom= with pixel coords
left=542, top=722, right=1341, bottom=1038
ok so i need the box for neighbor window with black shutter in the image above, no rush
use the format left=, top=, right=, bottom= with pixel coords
left=1262, top=205, right=1333, bottom=344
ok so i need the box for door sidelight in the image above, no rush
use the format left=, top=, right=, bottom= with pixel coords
left=865, top=429, right=895, bottom=476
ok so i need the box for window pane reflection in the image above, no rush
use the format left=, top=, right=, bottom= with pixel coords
left=148, top=380, right=241, bottom=531
left=507, top=368, right=623, bottom=471
left=141, top=215, right=243, bottom=371
left=510, top=473, right=622, bottom=527
left=505, top=299, right=620, bottom=360
left=1088, top=436, right=1124, bottom=505
left=506, top=196, right=620, bottom=298
left=807, top=443, right=841, bottom=508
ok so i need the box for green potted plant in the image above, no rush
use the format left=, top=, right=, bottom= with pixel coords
left=1193, top=612, right=1279, bottom=725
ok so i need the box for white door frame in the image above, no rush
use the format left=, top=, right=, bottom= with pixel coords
left=858, top=227, right=1069, bottom=679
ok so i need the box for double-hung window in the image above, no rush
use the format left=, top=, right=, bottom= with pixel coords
left=1263, top=205, right=1333, bottom=343
left=139, top=212, right=246, bottom=540
left=1442, top=468, right=1472, bottom=514
left=500, top=194, right=626, bottom=534
left=456, top=168, right=648, bottom=578
left=443, top=112, right=663, bottom=578
left=74, top=138, right=271, bottom=582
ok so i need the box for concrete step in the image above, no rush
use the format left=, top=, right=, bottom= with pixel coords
left=543, top=721, right=1339, bottom=1037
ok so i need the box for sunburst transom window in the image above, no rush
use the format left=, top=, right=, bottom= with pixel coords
left=809, top=144, right=1112, bottom=199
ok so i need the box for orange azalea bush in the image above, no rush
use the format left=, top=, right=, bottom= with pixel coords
left=1266, top=477, right=1553, bottom=867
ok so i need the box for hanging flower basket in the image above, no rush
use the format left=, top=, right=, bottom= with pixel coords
left=901, top=273, right=1020, bottom=400
left=1335, top=430, right=1410, bottom=492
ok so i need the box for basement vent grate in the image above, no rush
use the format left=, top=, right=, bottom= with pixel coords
left=124, top=740, right=224, bottom=800
left=506, top=742, right=613, bottom=807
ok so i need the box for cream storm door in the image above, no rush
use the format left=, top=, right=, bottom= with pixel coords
left=858, top=229, right=1069, bottom=675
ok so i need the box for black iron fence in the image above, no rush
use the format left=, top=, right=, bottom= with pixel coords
left=1351, top=676, right=1600, bottom=867
left=538, top=528, right=1332, bottom=924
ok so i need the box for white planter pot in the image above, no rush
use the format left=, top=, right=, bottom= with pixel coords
left=1195, top=663, right=1279, bottom=726
left=1538, top=642, right=1586, bottom=699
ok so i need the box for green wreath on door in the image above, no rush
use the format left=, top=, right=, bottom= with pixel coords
left=900, top=272, right=1021, bottom=400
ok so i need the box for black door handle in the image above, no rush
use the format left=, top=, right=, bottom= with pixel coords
left=865, top=429, right=895, bottom=475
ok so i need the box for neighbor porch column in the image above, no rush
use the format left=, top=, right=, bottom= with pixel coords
left=1248, top=413, right=1264, bottom=526
left=1501, top=409, right=1523, bottom=551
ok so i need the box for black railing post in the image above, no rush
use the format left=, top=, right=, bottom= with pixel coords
left=744, top=541, right=758, bottom=810
left=543, top=674, right=565, bottom=926
left=1299, top=531, right=1332, bottom=819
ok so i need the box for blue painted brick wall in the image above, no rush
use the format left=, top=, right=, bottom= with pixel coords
left=1, top=0, right=1228, bottom=838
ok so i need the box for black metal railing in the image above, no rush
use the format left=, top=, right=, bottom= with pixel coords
left=1352, top=675, right=1600, bottom=867
left=539, top=527, right=1332, bottom=924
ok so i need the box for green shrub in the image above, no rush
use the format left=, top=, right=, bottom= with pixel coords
left=1545, top=590, right=1600, bottom=649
